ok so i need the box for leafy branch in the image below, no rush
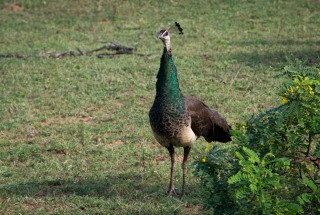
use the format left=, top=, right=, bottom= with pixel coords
left=194, top=62, right=320, bottom=215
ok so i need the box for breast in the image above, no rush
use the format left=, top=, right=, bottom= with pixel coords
left=152, top=124, right=197, bottom=148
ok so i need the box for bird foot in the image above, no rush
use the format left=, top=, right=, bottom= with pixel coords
left=179, top=192, right=185, bottom=200
left=166, top=188, right=177, bottom=196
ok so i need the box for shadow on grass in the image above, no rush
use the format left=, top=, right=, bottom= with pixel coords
left=232, top=39, right=320, bottom=47
left=0, top=173, right=204, bottom=213
left=0, top=173, right=161, bottom=199
left=229, top=50, right=320, bottom=68
left=227, top=39, right=320, bottom=67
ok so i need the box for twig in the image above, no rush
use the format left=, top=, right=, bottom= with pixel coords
left=97, top=53, right=123, bottom=58
left=76, top=47, right=84, bottom=55
left=295, top=150, right=306, bottom=155
left=298, top=163, right=303, bottom=179
left=107, top=43, right=133, bottom=52
left=290, top=155, right=320, bottom=169
left=85, top=45, right=108, bottom=55
left=290, top=190, right=312, bottom=200
left=0, top=43, right=145, bottom=59
left=306, top=133, right=312, bottom=156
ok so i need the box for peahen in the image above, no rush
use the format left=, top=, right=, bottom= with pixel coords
left=149, top=22, right=232, bottom=200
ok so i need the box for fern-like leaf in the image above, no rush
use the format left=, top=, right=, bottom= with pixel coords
left=302, top=177, right=318, bottom=193
left=235, top=187, right=249, bottom=201
left=298, top=193, right=311, bottom=205
left=315, top=141, right=320, bottom=157
left=228, top=172, right=249, bottom=184
left=260, top=192, right=272, bottom=215
left=242, top=147, right=260, bottom=164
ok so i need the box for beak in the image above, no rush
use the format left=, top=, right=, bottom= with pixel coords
left=158, top=29, right=168, bottom=39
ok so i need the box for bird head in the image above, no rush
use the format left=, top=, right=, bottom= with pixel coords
left=157, top=22, right=183, bottom=53
left=158, top=29, right=171, bottom=52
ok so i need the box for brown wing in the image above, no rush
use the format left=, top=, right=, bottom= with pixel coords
left=184, top=96, right=232, bottom=143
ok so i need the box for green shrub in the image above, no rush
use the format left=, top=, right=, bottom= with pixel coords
left=194, top=62, right=320, bottom=214
left=194, top=143, right=240, bottom=214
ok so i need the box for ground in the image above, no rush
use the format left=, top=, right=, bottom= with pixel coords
left=0, top=0, right=319, bottom=214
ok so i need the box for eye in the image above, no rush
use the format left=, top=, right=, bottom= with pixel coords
left=157, top=29, right=169, bottom=38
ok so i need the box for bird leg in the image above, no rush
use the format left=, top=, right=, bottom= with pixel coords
left=180, top=146, right=191, bottom=200
left=166, top=145, right=176, bottom=196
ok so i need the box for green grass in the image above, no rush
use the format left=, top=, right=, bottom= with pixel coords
left=0, top=0, right=319, bottom=214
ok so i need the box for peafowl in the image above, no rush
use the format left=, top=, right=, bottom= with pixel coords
left=149, top=22, right=232, bottom=200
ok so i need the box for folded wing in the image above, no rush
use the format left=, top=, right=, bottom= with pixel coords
left=184, top=96, right=232, bottom=143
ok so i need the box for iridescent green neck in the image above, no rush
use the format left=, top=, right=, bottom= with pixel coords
left=155, top=48, right=184, bottom=105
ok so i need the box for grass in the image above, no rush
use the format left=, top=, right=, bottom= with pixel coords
left=0, top=0, right=319, bottom=214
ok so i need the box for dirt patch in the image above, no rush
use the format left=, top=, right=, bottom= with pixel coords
left=104, top=139, right=124, bottom=149
left=113, top=102, right=124, bottom=107
left=2, top=3, right=23, bottom=12
left=182, top=204, right=206, bottom=215
left=154, top=155, right=166, bottom=162
left=41, top=116, right=94, bottom=126
left=21, top=201, right=40, bottom=212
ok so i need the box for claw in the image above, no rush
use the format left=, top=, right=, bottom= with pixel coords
left=167, top=187, right=177, bottom=196
left=179, top=191, right=185, bottom=200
